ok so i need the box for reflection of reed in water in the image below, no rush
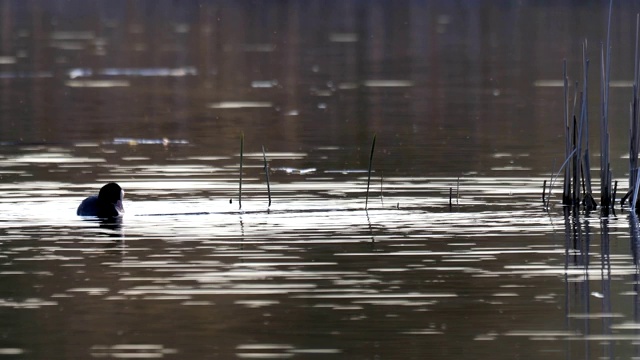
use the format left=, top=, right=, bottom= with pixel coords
left=562, top=210, right=618, bottom=357
left=631, top=213, right=640, bottom=358
left=629, top=213, right=640, bottom=281
left=563, top=208, right=591, bottom=357
left=600, top=218, right=613, bottom=358
left=548, top=1, right=640, bottom=215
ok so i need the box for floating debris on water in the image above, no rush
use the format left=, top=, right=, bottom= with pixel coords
left=102, top=66, right=197, bottom=77
left=68, top=66, right=198, bottom=79
left=251, top=80, right=278, bottom=88
left=109, top=138, right=189, bottom=146
left=491, top=166, right=532, bottom=171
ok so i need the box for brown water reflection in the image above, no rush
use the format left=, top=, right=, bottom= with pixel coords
left=0, top=1, right=638, bottom=176
left=2, top=1, right=640, bottom=359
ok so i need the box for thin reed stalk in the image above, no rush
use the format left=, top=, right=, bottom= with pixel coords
left=549, top=148, right=579, bottom=200
left=600, top=0, right=613, bottom=211
left=562, top=60, right=571, bottom=204
left=239, top=132, right=244, bottom=210
left=365, top=134, right=377, bottom=210
left=581, top=40, right=594, bottom=203
left=544, top=159, right=556, bottom=208
left=569, top=79, right=580, bottom=205
left=632, top=100, right=638, bottom=190
left=600, top=44, right=609, bottom=208
left=380, top=172, right=384, bottom=206
left=262, top=145, right=271, bottom=208
left=456, top=176, right=460, bottom=205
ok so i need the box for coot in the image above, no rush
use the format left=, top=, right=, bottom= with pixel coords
left=77, top=183, right=124, bottom=218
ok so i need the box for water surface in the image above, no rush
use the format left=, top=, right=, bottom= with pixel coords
left=2, top=1, right=640, bottom=359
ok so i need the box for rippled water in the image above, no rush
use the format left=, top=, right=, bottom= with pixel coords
left=3, top=1, right=640, bottom=359
left=2, top=142, right=640, bottom=359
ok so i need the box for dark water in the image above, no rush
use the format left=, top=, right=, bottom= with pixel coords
left=2, top=1, right=640, bottom=359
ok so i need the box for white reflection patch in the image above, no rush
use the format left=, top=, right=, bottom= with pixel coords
left=329, top=33, right=358, bottom=42
left=66, top=80, right=130, bottom=88
left=363, top=80, right=413, bottom=87
left=90, top=344, right=177, bottom=358
left=209, top=101, right=273, bottom=109
left=533, top=80, right=564, bottom=87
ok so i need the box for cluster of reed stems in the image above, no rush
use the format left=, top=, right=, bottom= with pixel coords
left=629, top=14, right=640, bottom=211
left=547, top=1, right=640, bottom=215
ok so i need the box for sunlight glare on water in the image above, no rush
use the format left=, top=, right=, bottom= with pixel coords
left=1, top=134, right=639, bottom=358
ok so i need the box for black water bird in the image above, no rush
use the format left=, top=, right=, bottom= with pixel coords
left=77, top=183, right=124, bottom=218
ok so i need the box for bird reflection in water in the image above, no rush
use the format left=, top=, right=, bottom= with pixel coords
left=80, top=217, right=125, bottom=248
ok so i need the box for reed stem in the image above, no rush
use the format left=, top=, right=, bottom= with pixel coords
left=582, top=39, right=593, bottom=198
left=262, top=145, right=271, bottom=208
left=600, top=0, right=613, bottom=211
left=365, top=134, right=376, bottom=210
left=632, top=14, right=640, bottom=193
left=456, top=176, right=460, bottom=205
left=239, top=132, right=244, bottom=210
left=380, top=172, right=384, bottom=206
left=562, top=60, right=571, bottom=205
